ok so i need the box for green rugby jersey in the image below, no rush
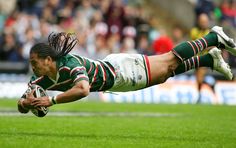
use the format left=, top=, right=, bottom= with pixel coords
left=28, top=54, right=116, bottom=92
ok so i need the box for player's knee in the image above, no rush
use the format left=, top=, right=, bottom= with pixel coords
left=159, top=66, right=173, bottom=83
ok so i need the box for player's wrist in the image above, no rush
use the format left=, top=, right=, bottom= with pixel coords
left=49, top=96, right=57, bottom=105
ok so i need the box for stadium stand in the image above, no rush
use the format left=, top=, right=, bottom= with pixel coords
left=0, top=0, right=235, bottom=100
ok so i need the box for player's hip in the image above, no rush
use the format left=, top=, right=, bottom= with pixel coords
left=103, top=53, right=151, bottom=92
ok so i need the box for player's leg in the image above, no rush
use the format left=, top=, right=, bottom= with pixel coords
left=172, top=47, right=232, bottom=80
left=147, top=51, right=180, bottom=85
left=172, top=26, right=236, bottom=62
left=147, top=47, right=232, bottom=86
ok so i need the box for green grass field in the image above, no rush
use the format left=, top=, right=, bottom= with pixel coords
left=0, top=99, right=236, bottom=148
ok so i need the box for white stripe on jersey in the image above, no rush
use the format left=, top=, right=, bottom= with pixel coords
left=90, top=62, right=99, bottom=85
left=73, top=74, right=89, bottom=83
left=31, top=76, right=44, bottom=84
left=59, top=66, right=70, bottom=71
left=70, top=67, right=86, bottom=76
left=88, top=62, right=94, bottom=74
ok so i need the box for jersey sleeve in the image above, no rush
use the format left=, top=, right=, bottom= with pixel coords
left=70, top=66, right=89, bottom=84
left=65, top=56, right=89, bottom=84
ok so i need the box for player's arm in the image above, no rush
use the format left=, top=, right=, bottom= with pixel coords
left=32, top=80, right=90, bottom=107
left=54, top=80, right=90, bottom=104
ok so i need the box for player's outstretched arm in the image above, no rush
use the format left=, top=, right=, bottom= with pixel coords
left=32, top=80, right=90, bottom=107
left=54, top=80, right=90, bottom=104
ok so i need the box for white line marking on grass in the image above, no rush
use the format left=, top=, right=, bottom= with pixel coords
left=48, top=112, right=181, bottom=117
left=0, top=111, right=181, bottom=117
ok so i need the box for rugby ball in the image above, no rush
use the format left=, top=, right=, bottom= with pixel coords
left=30, top=85, right=49, bottom=117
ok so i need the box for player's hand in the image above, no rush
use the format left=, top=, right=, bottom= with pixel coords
left=32, top=96, right=53, bottom=108
left=17, top=99, right=30, bottom=113
left=23, top=89, right=37, bottom=109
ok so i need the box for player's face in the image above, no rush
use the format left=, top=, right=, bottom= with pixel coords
left=30, top=53, right=51, bottom=77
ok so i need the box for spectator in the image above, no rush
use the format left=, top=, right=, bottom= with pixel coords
left=21, top=27, right=38, bottom=59
left=193, top=0, right=215, bottom=18
left=0, top=0, right=159, bottom=69
left=106, top=33, right=121, bottom=53
left=105, top=0, right=125, bottom=36
left=190, top=13, right=211, bottom=103
left=152, top=30, right=174, bottom=55
left=121, top=37, right=137, bottom=54
left=0, top=32, right=24, bottom=62
left=220, top=0, right=236, bottom=27
left=172, top=25, right=187, bottom=46
left=190, top=13, right=210, bottom=40
left=136, top=34, right=154, bottom=56
left=38, top=20, right=51, bottom=43
left=94, top=34, right=110, bottom=59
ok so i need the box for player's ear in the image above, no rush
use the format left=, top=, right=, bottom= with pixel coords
left=45, top=56, right=53, bottom=64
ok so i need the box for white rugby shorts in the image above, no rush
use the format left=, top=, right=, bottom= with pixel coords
left=103, top=53, right=151, bottom=92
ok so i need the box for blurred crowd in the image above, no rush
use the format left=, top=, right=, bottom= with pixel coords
left=0, top=0, right=159, bottom=62
left=189, top=0, right=236, bottom=67
left=0, top=0, right=235, bottom=68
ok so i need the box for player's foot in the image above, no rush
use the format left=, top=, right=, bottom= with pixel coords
left=209, top=47, right=233, bottom=80
left=210, top=26, right=236, bottom=56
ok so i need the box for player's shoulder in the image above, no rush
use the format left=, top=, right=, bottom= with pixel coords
left=62, top=54, right=83, bottom=63
left=57, top=54, right=84, bottom=70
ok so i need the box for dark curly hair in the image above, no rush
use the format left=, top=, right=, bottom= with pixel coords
left=30, top=32, right=78, bottom=60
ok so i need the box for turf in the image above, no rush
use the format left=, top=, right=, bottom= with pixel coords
left=0, top=99, right=236, bottom=148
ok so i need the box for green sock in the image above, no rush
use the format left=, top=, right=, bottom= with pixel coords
left=172, top=54, right=213, bottom=76
left=172, top=33, right=217, bottom=62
